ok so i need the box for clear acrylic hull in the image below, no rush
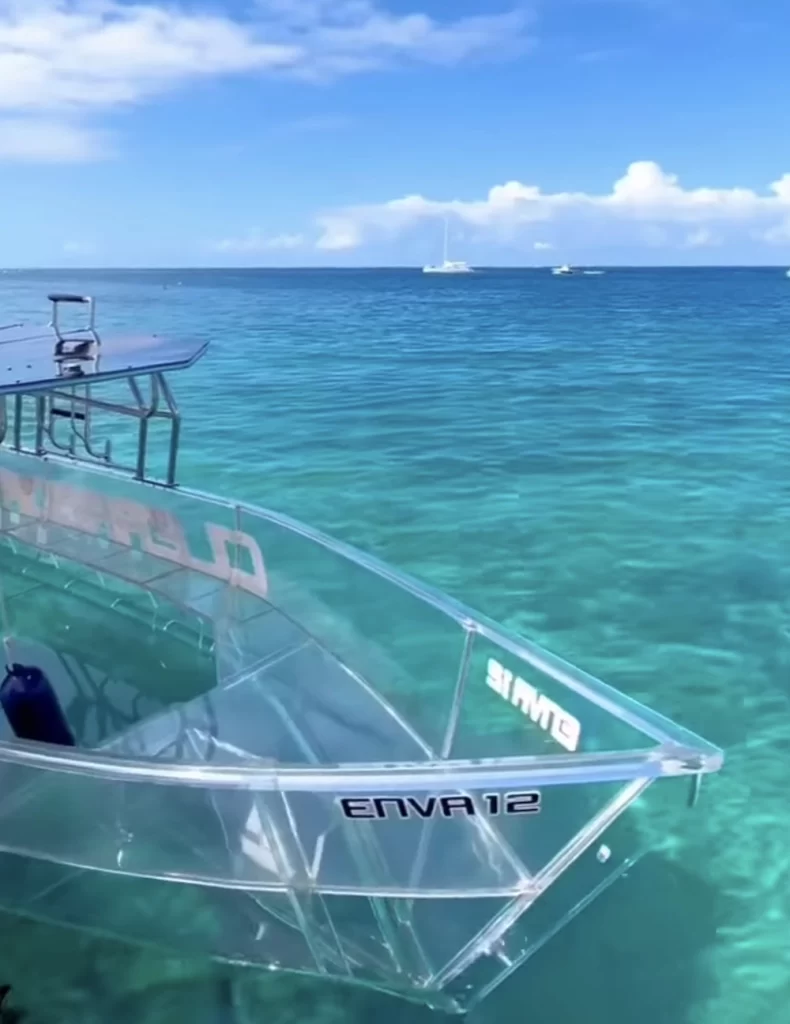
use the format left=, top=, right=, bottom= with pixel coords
left=0, top=450, right=723, bottom=1013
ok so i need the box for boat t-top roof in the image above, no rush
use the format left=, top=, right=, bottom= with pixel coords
left=0, top=294, right=207, bottom=394
left=0, top=293, right=208, bottom=486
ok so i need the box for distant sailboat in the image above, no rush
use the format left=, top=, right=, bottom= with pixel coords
left=423, top=218, right=474, bottom=274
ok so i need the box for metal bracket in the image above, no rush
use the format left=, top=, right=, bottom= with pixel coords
left=49, top=294, right=101, bottom=376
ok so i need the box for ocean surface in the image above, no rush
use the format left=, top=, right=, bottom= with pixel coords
left=1, top=266, right=789, bottom=1024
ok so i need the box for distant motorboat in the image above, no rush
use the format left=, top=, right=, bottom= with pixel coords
left=551, top=265, right=604, bottom=276
left=423, top=218, right=474, bottom=274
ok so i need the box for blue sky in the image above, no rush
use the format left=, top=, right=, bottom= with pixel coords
left=1, top=0, right=790, bottom=267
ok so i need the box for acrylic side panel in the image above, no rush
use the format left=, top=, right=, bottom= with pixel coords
left=0, top=850, right=323, bottom=975
left=437, top=773, right=708, bottom=1011
left=0, top=451, right=240, bottom=664
left=448, top=633, right=661, bottom=762
left=232, top=506, right=467, bottom=757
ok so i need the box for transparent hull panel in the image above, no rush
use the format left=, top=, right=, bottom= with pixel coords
left=0, top=450, right=724, bottom=1013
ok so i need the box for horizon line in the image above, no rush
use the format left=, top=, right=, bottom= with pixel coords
left=3, top=264, right=790, bottom=272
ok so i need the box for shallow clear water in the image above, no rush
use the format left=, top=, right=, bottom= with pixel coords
left=0, top=267, right=789, bottom=1024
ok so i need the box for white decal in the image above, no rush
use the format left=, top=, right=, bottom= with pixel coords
left=486, top=658, right=581, bottom=752
left=241, top=804, right=279, bottom=874
left=0, top=468, right=268, bottom=598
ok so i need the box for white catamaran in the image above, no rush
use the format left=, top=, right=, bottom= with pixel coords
left=423, top=217, right=474, bottom=274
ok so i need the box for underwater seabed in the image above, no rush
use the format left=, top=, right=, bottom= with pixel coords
left=0, top=443, right=723, bottom=1015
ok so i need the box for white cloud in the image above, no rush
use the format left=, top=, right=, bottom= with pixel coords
left=0, top=117, right=105, bottom=161
left=314, top=161, right=790, bottom=250
left=0, top=3, right=301, bottom=114
left=213, top=231, right=306, bottom=253
left=533, top=240, right=553, bottom=250
left=0, top=1, right=528, bottom=116
left=760, top=221, right=790, bottom=245
left=315, top=216, right=362, bottom=251
left=0, top=1, right=528, bottom=163
left=684, top=227, right=719, bottom=248
left=256, top=1, right=530, bottom=74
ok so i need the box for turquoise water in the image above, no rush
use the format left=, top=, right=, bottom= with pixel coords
left=1, top=267, right=789, bottom=1023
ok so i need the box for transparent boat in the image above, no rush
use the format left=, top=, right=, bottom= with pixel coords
left=0, top=296, right=723, bottom=1013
